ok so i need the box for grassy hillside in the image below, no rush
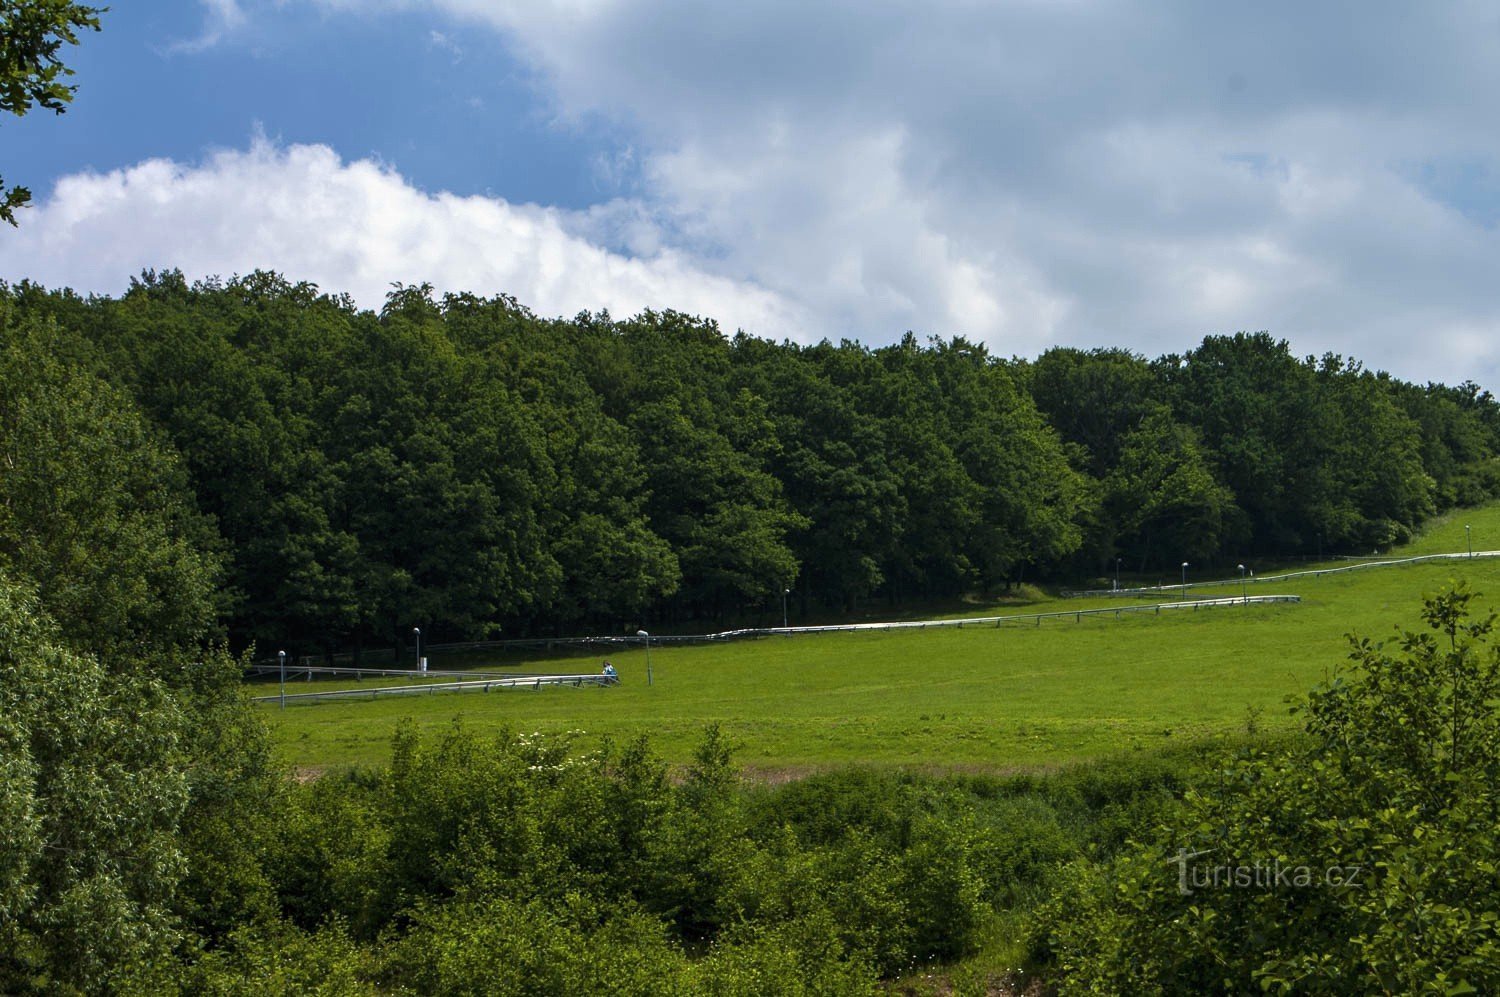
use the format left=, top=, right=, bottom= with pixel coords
left=266, top=503, right=1500, bottom=772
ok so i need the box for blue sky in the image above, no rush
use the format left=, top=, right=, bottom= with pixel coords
left=5, top=0, right=1500, bottom=386
left=7, top=1, right=618, bottom=207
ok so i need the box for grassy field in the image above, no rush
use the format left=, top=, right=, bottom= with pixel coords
left=266, top=503, right=1500, bottom=773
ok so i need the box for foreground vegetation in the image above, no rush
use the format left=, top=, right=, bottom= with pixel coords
left=208, top=587, right=1500, bottom=993
left=201, top=722, right=1208, bottom=995
left=196, top=587, right=1500, bottom=989
left=10, top=565, right=1500, bottom=991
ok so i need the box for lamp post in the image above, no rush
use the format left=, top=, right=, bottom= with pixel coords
left=782, top=588, right=791, bottom=630
left=1115, top=557, right=1122, bottom=592
left=637, top=629, right=653, bottom=686
left=1181, top=561, right=1189, bottom=598
left=1237, top=564, right=1247, bottom=604
left=412, top=626, right=423, bottom=672
left=278, top=650, right=286, bottom=710
left=1467, top=524, right=1473, bottom=559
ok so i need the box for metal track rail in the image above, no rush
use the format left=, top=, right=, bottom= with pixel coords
left=254, top=672, right=618, bottom=705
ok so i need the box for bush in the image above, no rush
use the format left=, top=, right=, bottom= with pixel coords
left=1046, top=584, right=1500, bottom=993
left=264, top=722, right=1083, bottom=988
left=740, top=769, right=1000, bottom=972
left=389, top=893, right=686, bottom=997
left=965, top=795, right=1075, bottom=907
left=725, top=827, right=913, bottom=977
left=0, top=575, right=189, bottom=995
left=746, top=768, right=917, bottom=848
left=270, top=772, right=394, bottom=938
left=686, top=912, right=879, bottom=997
left=640, top=724, right=748, bottom=940
left=181, top=920, right=377, bottom=996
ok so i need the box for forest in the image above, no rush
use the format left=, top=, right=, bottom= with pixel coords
left=5, top=272, right=1500, bottom=992
left=4, top=271, right=1497, bottom=657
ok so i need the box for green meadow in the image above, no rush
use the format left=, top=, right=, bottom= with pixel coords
left=267, top=504, right=1500, bottom=773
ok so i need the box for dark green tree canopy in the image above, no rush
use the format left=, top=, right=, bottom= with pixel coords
left=6, top=279, right=1499, bottom=648
left=0, top=311, right=223, bottom=667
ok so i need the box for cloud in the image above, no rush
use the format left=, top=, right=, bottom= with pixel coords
left=168, top=0, right=249, bottom=54
left=304, top=0, right=1500, bottom=384
left=0, top=139, right=808, bottom=337
left=428, top=29, right=463, bottom=61
left=20, top=1, right=1500, bottom=386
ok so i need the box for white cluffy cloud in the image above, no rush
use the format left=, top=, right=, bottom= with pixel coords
left=0, top=139, right=807, bottom=336
left=168, top=0, right=249, bottom=54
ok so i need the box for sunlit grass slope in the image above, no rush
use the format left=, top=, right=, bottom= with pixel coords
left=267, top=503, right=1500, bottom=772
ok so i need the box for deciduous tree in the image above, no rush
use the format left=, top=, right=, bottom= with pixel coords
left=0, top=0, right=103, bottom=225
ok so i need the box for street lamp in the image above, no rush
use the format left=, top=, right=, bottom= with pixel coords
left=782, top=588, right=791, bottom=630
left=1115, top=557, right=1122, bottom=591
left=1237, top=564, right=1247, bottom=604
left=637, top=629, right=653, bottom=686
left=412, top=626, right=423, bottom=672
left=278, top=650, right=286, bottom=710
left=1467, top=524, right=1473, bottom=559
left=1181, top=561, right=1190, bottom=598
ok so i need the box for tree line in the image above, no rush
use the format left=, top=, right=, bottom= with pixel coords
left=4, top=270, right=1498, bottom=655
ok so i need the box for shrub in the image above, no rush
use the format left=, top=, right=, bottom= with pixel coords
left=686, top=911, right=879, bottom=997
left=181, top=919, right=378, bottom=996
left=388, top=893, right=685, bottom=997
left=0, top=576, right=189, bottom=994
left=1046, top=584, right=1500, bottom=994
